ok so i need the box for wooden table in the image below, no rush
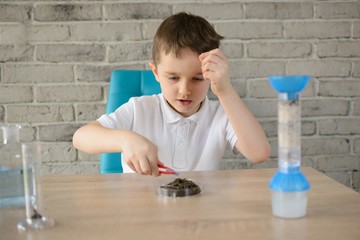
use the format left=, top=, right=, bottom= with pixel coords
left=1, top=167, right=360, bottom=240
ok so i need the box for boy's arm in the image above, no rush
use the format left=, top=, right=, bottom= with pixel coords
left=199, top=49, right=271, bottom=163
left=72, top=121, right=160, bottom=175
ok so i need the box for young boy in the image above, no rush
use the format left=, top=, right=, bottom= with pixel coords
left=73, top=12, right=271, bottom=176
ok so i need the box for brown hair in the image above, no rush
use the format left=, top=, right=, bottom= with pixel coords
left=152, top=12, right=224, bottom=65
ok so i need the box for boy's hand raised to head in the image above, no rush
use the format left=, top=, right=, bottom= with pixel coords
left=199, top=48, right=232, bottom=96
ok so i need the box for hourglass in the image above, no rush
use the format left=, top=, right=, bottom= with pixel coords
left=268, top=75, right=310, bottom=219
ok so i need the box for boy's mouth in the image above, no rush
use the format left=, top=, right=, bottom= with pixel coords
left=178, top=99, right=192, bottom=105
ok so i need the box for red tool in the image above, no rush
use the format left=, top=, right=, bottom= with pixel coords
left=158, top=163, right=179, bottom=176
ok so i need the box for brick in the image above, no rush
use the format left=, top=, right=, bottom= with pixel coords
left=0, top=45, right=34, bottom=62
left=142, top=21, right=162, bottom=40
left=75, top=64, right=144, bottom=83
left=353, top=171, right=360, bottom=190
left=35, top=3, right=102, bottom=21
left=261, top=120, right=277, bottom=137
left=43, top=162, right=99, bottom=175
left=301, top=156, right=316, bottom=168
left=36, top=85, right=102, bottom=103
left=302, top=99, right=349, bottom=117
left=316, top=2, right=360, bottom=19
left=353, top=61, right=360, bottom=77
left=0, top=106, right=4, bottom=122
left=220, top=159, right=249, bottom=170
left=302, top=121, right=317, bottom=136
left=209, top=79, right=246, bottom=99
left=319, top=118, right=360, bottom=135
left=38, top=123, right=81, bottom=141
left=221, top=41, right=243, bottom=59
left=106, top=3, right=171, bottom=20
left=70, top=22, right=142, bottom=42
left=18, top=126, right=36, bottom=142
left=41, top=142, right=76, bottom=163
left=216, top=22, right=282, bottom=39
left=249, top=79, right=276, bottom=98
left=323, top=171, right=351, bottom=189
left=174, top=3, right=243, bottom=20
left=287, top=60, right=351, bottom=77
left=108, top=42, right=152, bottom=63
left=0, top=4, right=31, bottom=22
left=232, top=79, right=246, bottom=98
left=245, top=2, right=313, bottom=19
left=355, top=138, right=360, bottom=154
left=0, top=24, right=70, bottom=44
left=78, top=151, right=100, bottom=162
left=4, top=64, right=73, bottom=83
left=7, top=105, right=74, bottom=123
left=247, top=42, right=312, bottom=59
left=248, top=159, right=277, bottom=169
left=223, top=147, right=243, bottom=159
left=302, top=138, right=350, bottom=155
left=268, top=139, right=277, bottom=158
left=0, top=24, right=27, bottom=44
left=319, top=80, right=360, bottom=97
left=36, top=44, right=105, bottom=63
left=285, top=21, right=351, bottom=39
left=317, top=41, right=360, bottom=58
left=249, top=78, right=315, bottom=98
left=76, top=103, right=105, bottom=121
left=243, top=99, right=277, bottom=118
left=354, top=21, right=360, bottom=38
left=0, top=86, right=32, bottom=104
left=30, top=24, right=70, bottom=42
left=229, top=60, right=285, bottom=79
left=354, top=99, right=360, bottom=116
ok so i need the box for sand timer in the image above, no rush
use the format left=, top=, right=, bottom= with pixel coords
left=268, top=75, right=310, bottom=219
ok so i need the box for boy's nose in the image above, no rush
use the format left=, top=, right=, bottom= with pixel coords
left=179, top=81, right=191, bottom=95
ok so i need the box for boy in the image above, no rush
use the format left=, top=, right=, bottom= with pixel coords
left=73, top=12, right=271, bottom=176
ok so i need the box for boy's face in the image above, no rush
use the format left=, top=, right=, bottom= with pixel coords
left=150, top=48, right=210, bottom=117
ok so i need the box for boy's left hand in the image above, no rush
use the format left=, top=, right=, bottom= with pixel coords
left=199, top=48, right=232, bottom=96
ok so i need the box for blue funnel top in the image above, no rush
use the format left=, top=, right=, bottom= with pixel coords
left=268, top=75, right=310, bottom=94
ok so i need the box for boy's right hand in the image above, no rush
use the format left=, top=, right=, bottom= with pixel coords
left=121, top=132, right=160, bottom=177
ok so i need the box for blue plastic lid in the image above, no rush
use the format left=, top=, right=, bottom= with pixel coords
left=268, top=75, right=310, bottom=95
left=269, top=170, right=310, bottom=192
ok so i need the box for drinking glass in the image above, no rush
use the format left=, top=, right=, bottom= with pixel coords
left=0, top=124, right=24, bottom=208
left=17, top=142, right=55, bottom=232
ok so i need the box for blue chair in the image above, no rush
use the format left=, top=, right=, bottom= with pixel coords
left=100, top=70, right=161, bottom=174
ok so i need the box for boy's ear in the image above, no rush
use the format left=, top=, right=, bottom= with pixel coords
left=149, top=62, right=160, bottom=82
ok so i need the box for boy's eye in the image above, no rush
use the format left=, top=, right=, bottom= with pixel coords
left=193, top=76, right=204, bottom=81
left=168, top=76, right=179, bottom=80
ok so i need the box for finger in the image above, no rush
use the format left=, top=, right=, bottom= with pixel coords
left=202, top=61, right=218, bottom=73
left=200, top=48, right=224, bottom=62
left=146, top=152, right=160, bottom=176
left=150, top=158, right=160, bottom=176
left=125, top=160, right=137, bottom=173
left=139, top=158, right=152, bottom=176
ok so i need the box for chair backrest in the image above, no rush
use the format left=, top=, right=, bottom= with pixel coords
left=100, top=70, right=161, bottom=174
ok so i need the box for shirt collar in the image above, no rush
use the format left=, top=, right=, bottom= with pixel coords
left=159, top=93, right=209, bottom=124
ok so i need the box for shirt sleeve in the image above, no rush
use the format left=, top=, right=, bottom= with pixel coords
left=97, top=98, right=135, bottom=130
left=226, top=120, right=239, bottom=154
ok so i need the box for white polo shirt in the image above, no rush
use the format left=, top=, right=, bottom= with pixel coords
left=97, top=94, right=238, bottom=173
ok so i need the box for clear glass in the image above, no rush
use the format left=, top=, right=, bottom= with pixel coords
left=278, top=93, right=301, bottom=173
left=17, top=142, right=55, bottom=232
left=0, top=124, right=24, bottom=208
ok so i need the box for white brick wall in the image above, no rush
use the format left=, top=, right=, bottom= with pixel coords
left=0, top=0, right=359, bottom=191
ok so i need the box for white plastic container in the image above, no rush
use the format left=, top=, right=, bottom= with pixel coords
left=271, top=190, right=308, bottom=219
